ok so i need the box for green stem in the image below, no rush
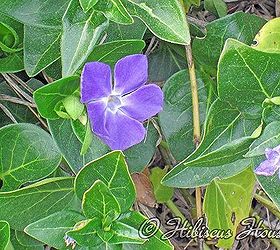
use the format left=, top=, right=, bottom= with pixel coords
left=166, top=199, right=188, bottom=223
left=254, top=193, right=280, bottom=219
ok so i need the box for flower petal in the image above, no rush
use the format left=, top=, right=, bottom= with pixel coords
left=120, top=84, right=163, bottom=122
left=87, top=100, right=108, bottom=138
left=103, top=110, right=146, bottom=150
left=113, top=54, right=148, bottom=95
left=81, top=62, right=112, bottom=103
left=254, top=160, right=279, bottom=176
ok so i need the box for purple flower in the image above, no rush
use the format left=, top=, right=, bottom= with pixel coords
left=254, top=145, right=280, bottom=178
left=80, top=54, right=163, bottom=151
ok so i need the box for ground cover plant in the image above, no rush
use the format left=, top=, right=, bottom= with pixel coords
left=0, top=0, right=280, bottom=249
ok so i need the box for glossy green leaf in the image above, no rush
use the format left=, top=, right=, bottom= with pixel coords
left=94, top=0, right=133, bottom=24
left=86, top=40, right=145, bottom=67
left=192, top=12, right=266, bottom=75
left=246, top=122, right=280, bottom=157
left=67, top=218, right=105, bottom=247
left=0, top=0, right=70, bottom=76
left=148, top=42, right=186, bottom=83
left=75, top=151, right=136, bottom=213
left=10, top=231, right=43, bottom=250
left=109, top=221, right=144, bottom=244
left=204, top=0, right=227, bottom=17
left=162, top=99, right=261, bottom=188
left=25, top=211, right=85, bottom=249
left=218, top=39, right=280, bottom=117
left=48, top=118, right=109, bottom=173
left=0, top=123, right=61, bottom=191
left=33, top=76, right=80, bottom=119
left=62, top=95, right=84, bottom=120
left=256, top=170, right=280, bottom=210
left=150, top=167, right=173, bottom=203
left=0, top=177, right=77, bottom=230
left=0, top=52, right=24, bottom=73
left=204, top=167, right=255, bottom=248
left=0, top=221, right=10, bottom=250
left=253, top=17, right=280, bottom=53
left=124, top=122, right=159, bottom=173
left=158, top=69, right=209, bottom=161
left=48, top=118, right=158, bottom=173
left=127, top=0, right=190, bottom=45
left=82, top=180, right=121, bottom=223
left=120, top=211, right=173, bottom=250
left=61, top=0, right=108, bottom=76
left=105, top=17, right=146, bottom=42
left=24, top=25, right=61, bottom=77
left=14, top=231, right=42, bottom=247
left=79, top=0, right=98, bottom=11
left=80, top=121, right=94, bottom=155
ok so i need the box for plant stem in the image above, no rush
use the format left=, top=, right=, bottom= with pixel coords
left=166, top=199, right=188, bottom=223
left=254, top=193, right=280, bottom=219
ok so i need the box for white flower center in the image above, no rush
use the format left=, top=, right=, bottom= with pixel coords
left=106, top=95, right=122, bottom=112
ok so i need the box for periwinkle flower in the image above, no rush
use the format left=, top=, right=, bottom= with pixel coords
left=254, top=145, right=280, bottom=178
left=80, top=54, right=163, bottom=150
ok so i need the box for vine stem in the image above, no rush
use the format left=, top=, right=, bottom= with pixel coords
left=166, top=199, right=187, bottom=222
left=184, top=24, right=202, bottom=222
left=180, top=2, right=203, bottom=249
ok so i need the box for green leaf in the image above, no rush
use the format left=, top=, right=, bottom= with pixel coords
left=94, top=0, right=133, bottom=25
left=253, top=17, right=280, bottom=53
left=67, top=218, right=103, bottom=247
left=158, top=69, right=209, bottom=161
left=24, top=25, right=61, bottom=77
left=0, top=52, right=24, bottom=73
left=150, top=167, right=173, bottom=203
left=33, top=76, right=80, bottom=119
left=162, top=99, right=261, bottom=188
left=86, top=40, right=145, bottom=67
left=0, top=221, right=10, bottom=250
left=10, top=231, right=43, bottom=250
left=0, top=123, right=61, bottom=191
left=218, top=39, right=280, bottom=117
left=48, top=118, right=158, bottom=173
left=124, top=122, right=159, bottom=173
left=25, top=211, right=85, bottom=249
left=82, top=180, right=121, bottom=224
left=192, top=12, right=266, bottom=75
left=61, top=0, right=109, bottom=76
left=127, top=0, right=190, bottom=45
left=75, top=151, right=136, bottom=213
left=148, top=42, right=186, bottom=83
left=204, top=0, right=227, bottom=17
left=0, top=177, right=77, bottom=230
left=79, top=0, right=99, bottom=11
left=105, top=17, right=146, bottom=42
left=14, top=231, right=42, bottom=247
left=109, top=221, right=144, bottom=244
left=204, top=167, right=255, bottom=248
left=246, top=121, right=280, bottom=157
left=80, top=121, right=94, bottom=155
left=256, top=170, right=280, bottom=210
left=119, top=211, right=173, bottom=250
left=48, top=118, right=109, bottom=173
left=0, top=0, right=70, bottom=76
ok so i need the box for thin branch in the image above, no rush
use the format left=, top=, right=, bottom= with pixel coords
left=0, top=103, right=17, bottom=123
left=0, top=94, right=36, bottom=107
